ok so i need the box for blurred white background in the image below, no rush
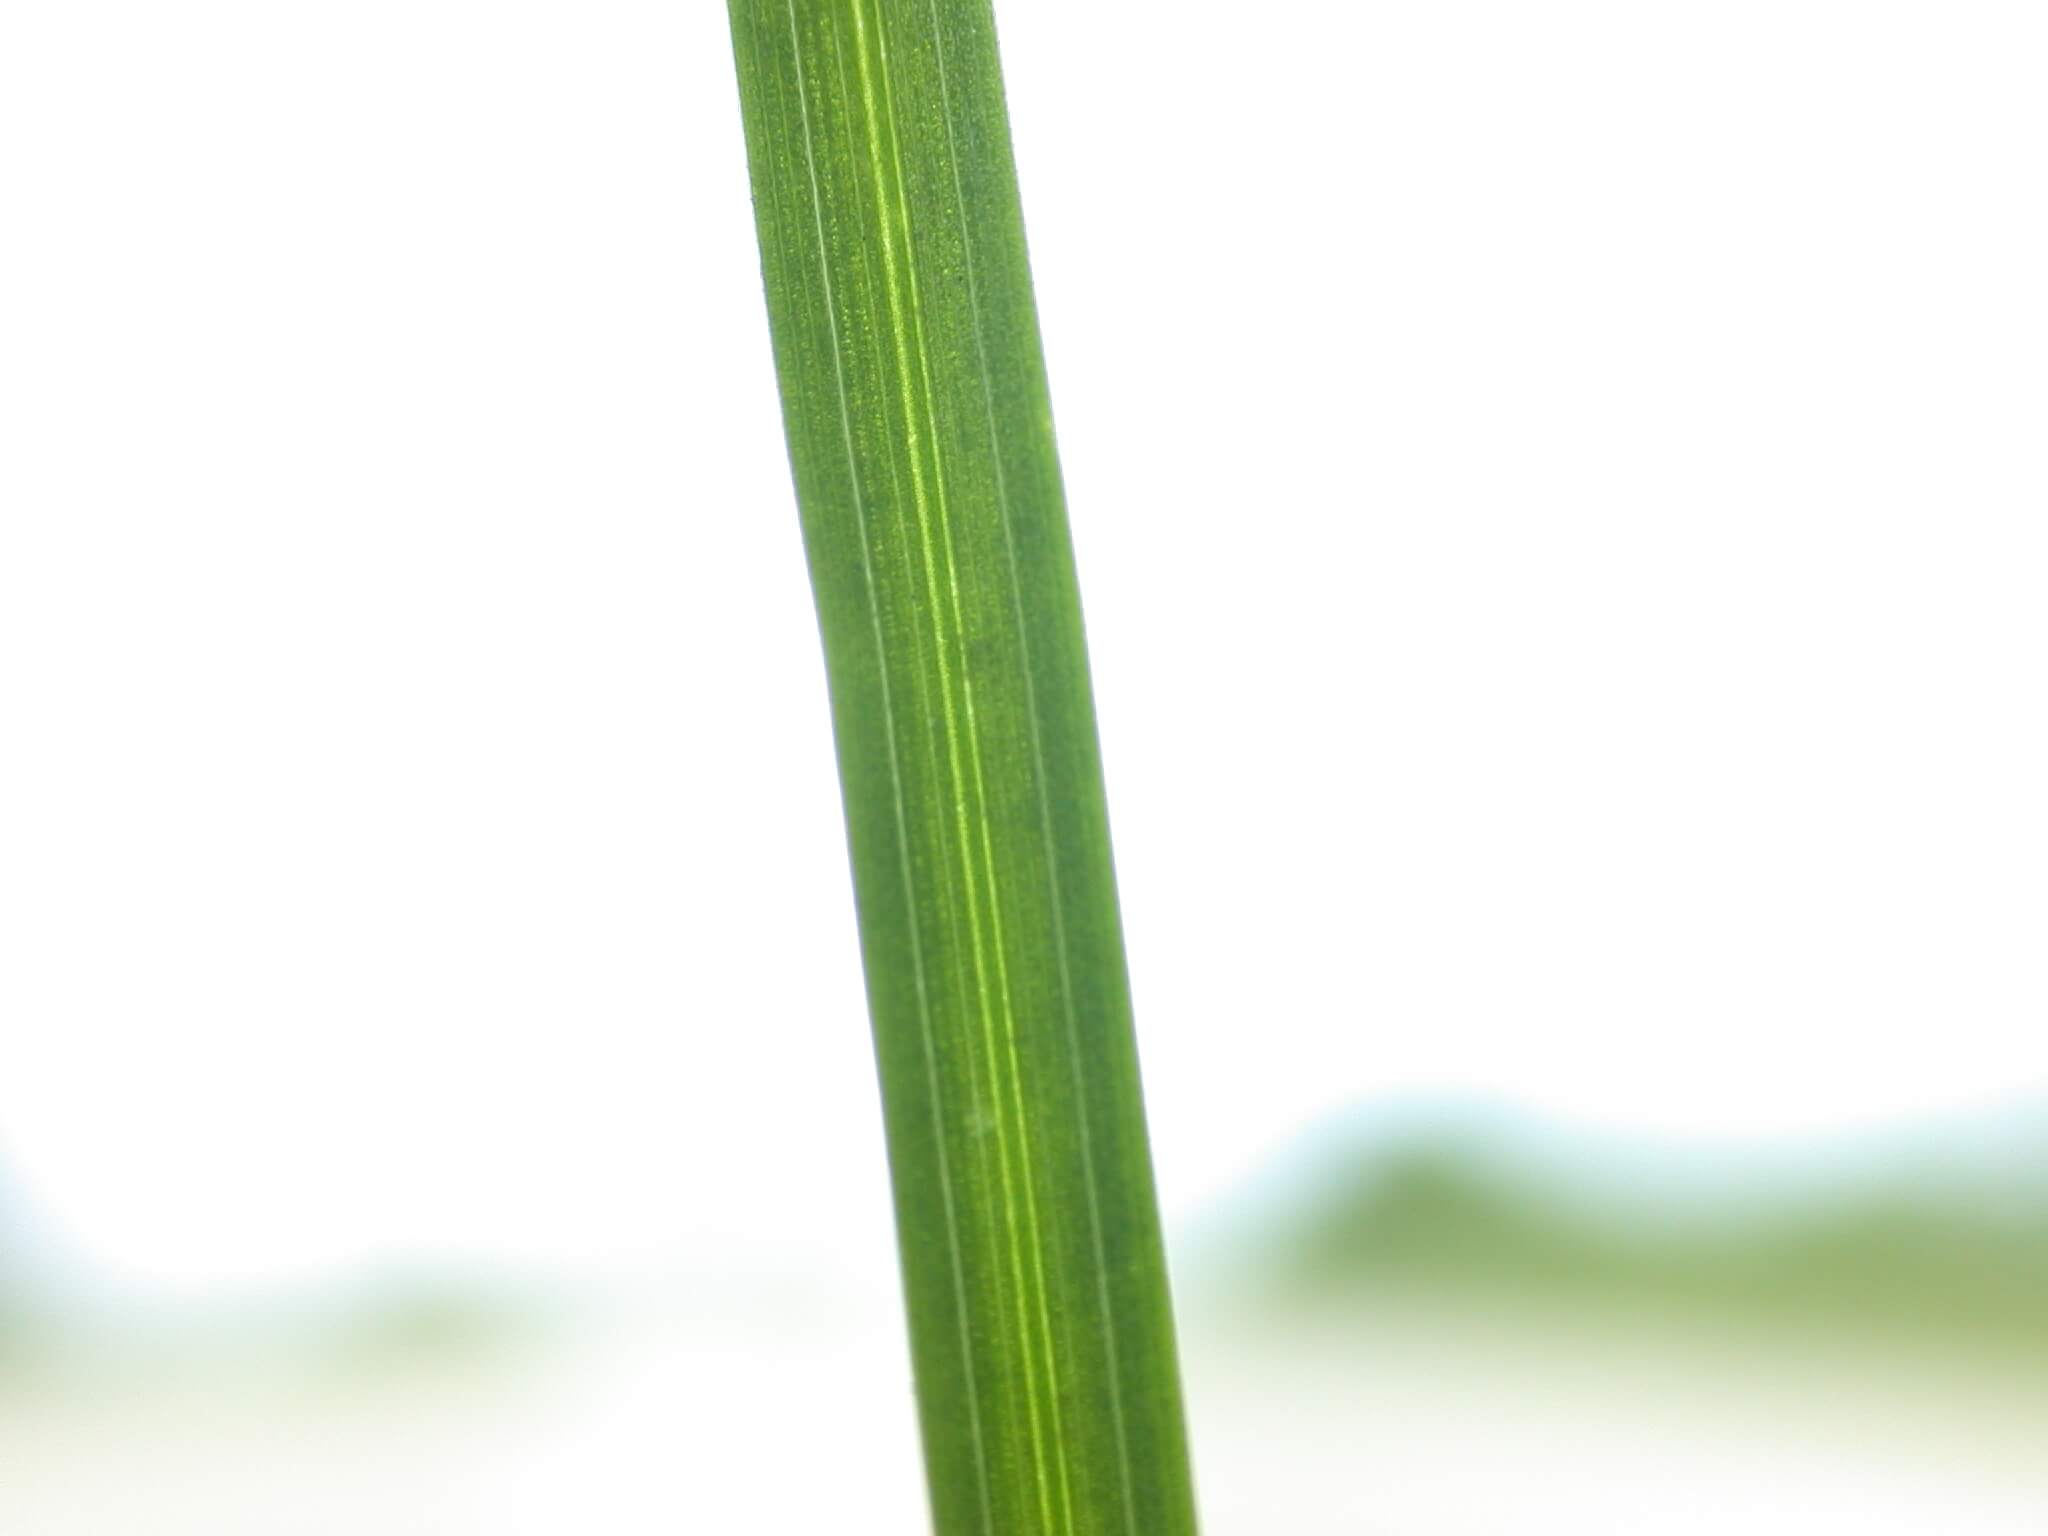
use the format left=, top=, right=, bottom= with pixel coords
left=2, top=2, right=2045, bottom=1531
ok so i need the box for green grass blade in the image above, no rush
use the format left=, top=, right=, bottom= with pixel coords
left=724, top=4, right=1198, bottom=1532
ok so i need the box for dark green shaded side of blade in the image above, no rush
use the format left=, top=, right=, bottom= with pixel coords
left=725, top=3, right=1199, bottom=1533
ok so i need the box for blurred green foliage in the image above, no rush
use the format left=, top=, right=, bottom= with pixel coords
left=1270, top=1131, right=2048, bottom=1356
left=316, top=1281, right=552, bottom=1378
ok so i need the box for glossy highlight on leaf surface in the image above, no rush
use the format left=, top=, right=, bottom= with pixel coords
left=725, top=2, right=1198, bottom=1533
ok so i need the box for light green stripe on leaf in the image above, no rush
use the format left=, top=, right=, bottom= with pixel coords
left=725, top=3, right=1199, bottom=1533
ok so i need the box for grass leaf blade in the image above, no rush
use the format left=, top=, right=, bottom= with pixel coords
left=725, top=3, right=1199, bottom=1532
